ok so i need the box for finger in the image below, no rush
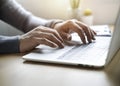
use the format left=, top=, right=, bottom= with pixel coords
left=35, top=37, right=58, bottom=48
left=41, top=29, right=64, bottom=43
left=59, top=32, right=72, bottom=41
left=89, top=29, right=96, bottom=40
left=69, top=22, right=86, bottom=44
left=76, top=22, right=92, bottom=43
left=35, top=26, right=64, bottom=43
left=92, top=29, right=97, bottom=35
left=64, top=40, right=81, bottom=46
left=35, top=32, right=64, bottom=48
left=44, top=33, right=64, bottom=48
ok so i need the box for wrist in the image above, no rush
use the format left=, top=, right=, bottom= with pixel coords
left=50, top=20, right=63, bottom=29
left=45, top=19, right=63, bottom=29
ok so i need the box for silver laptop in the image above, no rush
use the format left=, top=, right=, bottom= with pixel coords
left=22, top=9, right=120, bottom=68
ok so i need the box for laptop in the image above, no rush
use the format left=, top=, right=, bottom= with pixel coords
left=22, top=9, right=120, bottom=68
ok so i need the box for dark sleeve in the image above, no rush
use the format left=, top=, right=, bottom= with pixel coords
left=0, top=0, right=63, bottom=54
left=0, top=0, right=54, bottom=33
left=0, top=36, right=20, bottom=54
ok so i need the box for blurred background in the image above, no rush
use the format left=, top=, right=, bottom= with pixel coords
left=0, top=0, right=120, bottom=35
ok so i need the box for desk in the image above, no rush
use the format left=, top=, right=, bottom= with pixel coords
left=0, top=25, right=120, bottom=86
left=0, top=49, right=120, bottom=86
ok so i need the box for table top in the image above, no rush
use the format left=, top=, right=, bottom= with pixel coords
left=0, top=25, right=120, bottom=86
left=0, top=49, right=120, bottom=86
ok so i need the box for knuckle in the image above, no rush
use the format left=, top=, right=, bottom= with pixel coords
left=29, top=35, right=35, bottom=39
left=83, top=25, right=89, bottom=30
left=35, top=26, right=44, bottom=31
left=48, top=33, right=54, bottom=38
left=30, top=37, right=38, bottom=44
left=66, top=20, right=73, bottom=24
left=51, top=29, right=57, bottom=34
left=53, top=29, right=58, bottom=33
left=35, top=27, right=40, bottom=31
left=41, top=38, right=46, bottom=42
left=54, top=30, right=59, bottom=36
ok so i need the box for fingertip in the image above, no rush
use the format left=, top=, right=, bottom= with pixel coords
left=59, top=43, right=64, bottom=48
left=83, top=39, right=87, bottom=44
left=88, top=41, right=92, bottom=43
left=92, top=37, right=96, bottom=40
left=53, top=42, right=64, bottom=48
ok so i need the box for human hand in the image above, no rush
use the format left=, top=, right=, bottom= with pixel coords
left=19, top=26, right=64, bottom=53
left=54, top=19, right=96, bottom=44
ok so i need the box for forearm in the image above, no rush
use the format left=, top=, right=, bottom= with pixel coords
left=0, top=0, right=46, bottom=32
left=0, top=0, right=64, bottom=54
left=0, top=36, right=20, bottom=54
left=0, top=0, right=63, bottom=33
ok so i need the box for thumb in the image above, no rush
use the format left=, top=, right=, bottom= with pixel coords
left=67, top=34, right=72, bottom=41
left=61, top=32, right=72, bottom=41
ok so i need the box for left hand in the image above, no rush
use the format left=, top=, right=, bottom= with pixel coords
left=54, top=19, right=96, bottom=44
left=19, top=26, right=64, bottom=52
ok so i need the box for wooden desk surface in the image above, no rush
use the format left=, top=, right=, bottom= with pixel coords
left=0, top=49, right=120, bottom=86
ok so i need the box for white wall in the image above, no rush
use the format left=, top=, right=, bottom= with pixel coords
left=17, top=0, right=120, bottom=25
left=0, top=0, right=120, bottom=35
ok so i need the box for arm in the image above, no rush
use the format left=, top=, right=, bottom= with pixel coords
left=0, top=0, right=57, bottom=32
left=0, top=0, right=63, bottom=54
left=0, top=36, right=19, bottom=54
left=0, top=0, right=95, bottom=54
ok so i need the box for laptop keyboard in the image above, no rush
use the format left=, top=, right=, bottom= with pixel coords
left=57, top=37, right=111, bottom=61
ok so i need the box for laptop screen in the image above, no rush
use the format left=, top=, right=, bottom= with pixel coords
left=106, top=7, right=120, bottom=65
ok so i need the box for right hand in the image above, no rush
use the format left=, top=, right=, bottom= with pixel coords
left=19, top=26, right=64, bottom=53
left=54, top=19, right=96, bottom=44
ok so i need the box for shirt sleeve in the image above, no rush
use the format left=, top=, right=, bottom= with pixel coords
left=0, top=0, right=53, bottom=32
left=0, top=0, right=63, bottom=54
left=0, top=36, right=20, bottom=54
